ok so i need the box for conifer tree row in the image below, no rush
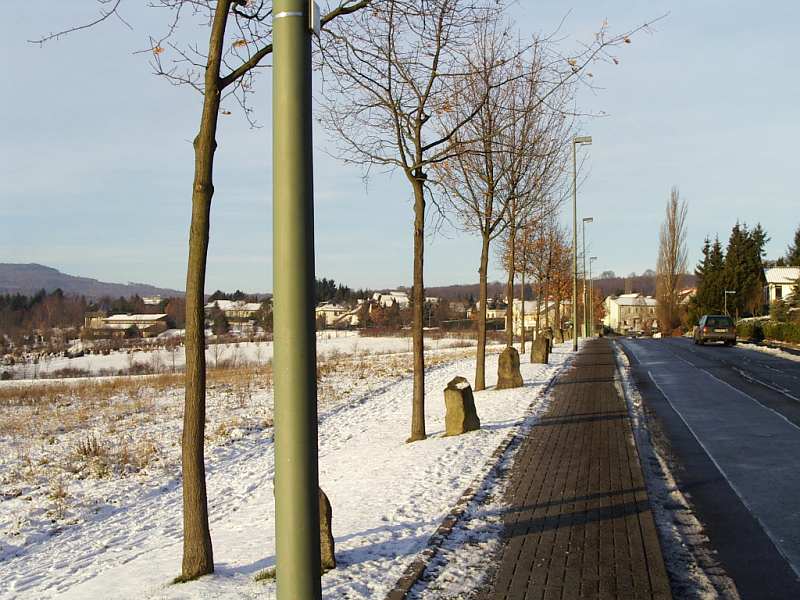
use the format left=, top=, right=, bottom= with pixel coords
left=691, top=222, right=768, bottom=320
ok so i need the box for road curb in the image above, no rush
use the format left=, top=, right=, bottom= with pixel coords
left=384, top=352, right=574, bottom=600
left=737, top=337, right=800, bottom=357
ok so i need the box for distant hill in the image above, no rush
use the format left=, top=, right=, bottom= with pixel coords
left=424, top=282, right=507, bottom=301
left=0, top=263, right=184, bottom=299
left=425, top=274, right=697, bottom=302
left=592, top=274, right=697, bottom=298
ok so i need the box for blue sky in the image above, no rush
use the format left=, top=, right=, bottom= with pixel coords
left=2, top=1, right=798, bottom=293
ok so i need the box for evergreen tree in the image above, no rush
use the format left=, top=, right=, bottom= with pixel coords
left=770, top=299, right=790, bottom=322
left=210, top=306, right=230, bottom=335
left=787, top=224, right=800, bottom=266
left=722, top=222, right=767, bottom=316
left=745, top=223, right=768, bottom=313
left=692, top=236, right=725, bottom=320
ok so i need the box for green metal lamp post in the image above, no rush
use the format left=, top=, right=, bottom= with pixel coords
left=572, top=135, right=592, bottom=351
left=582, top=217, right=593, bottom=338
left=272, top=1, right=323, bottom=598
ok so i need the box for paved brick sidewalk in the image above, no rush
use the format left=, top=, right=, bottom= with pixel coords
left=485, top=338, right=671, bottom=600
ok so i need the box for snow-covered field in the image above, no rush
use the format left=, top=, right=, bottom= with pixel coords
left=0, top=337, right=573, bottom=599
left=4, top=331, right=476, bottom=380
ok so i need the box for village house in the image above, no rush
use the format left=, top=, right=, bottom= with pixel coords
left=315, top=303, right=349, bottom=326
left=372, top=291, right=410, bottom=309
left=509, top=299, right=572, bottom=338
left=603, top=293, right=658, bottom=333
left=678, top=288, right=697, bottom=305
left=466, top=299, right=507, bottom=320
left=204, top=299, right=263, bottom=321
left=764, top=267, right=800, bottom=304
left=84, top=313, right=169, bottom=339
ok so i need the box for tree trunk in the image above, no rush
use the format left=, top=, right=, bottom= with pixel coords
left=181, top=0, right=231, bottom=581
left=544, top=278, right=550, bottom=329
left=408, top=177, right=426, bottom=442
left=555, top=291, right=562, bottom=342
left=505, top=221, right=516, bottom=347
left=520, top=270, right=526, bottom=353
left=475, top=232, right=490, bottom=391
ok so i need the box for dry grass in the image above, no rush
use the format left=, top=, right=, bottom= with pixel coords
left=74, top=435, right=104, bottom=459
left=0, top=338, right=486, bottom=547
left=0, top=341, right=481, bottom=488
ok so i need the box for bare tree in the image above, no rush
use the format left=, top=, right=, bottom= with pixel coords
left=519, top=212, right=560, bottom=338
left=656, top=186, right=688, bottom=334
left=321, top=0, right=502, bottom=440
left=498, top=92, right=571, bottom=349
left=35, top=0, right=372, bottom=581
left=433, top=20, right=521, bottom=391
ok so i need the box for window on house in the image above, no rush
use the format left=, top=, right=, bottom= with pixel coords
left=776, top=285, right=783, bottom=300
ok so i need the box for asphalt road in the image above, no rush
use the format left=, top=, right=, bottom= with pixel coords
left=618, top=336, right=800, bottom=600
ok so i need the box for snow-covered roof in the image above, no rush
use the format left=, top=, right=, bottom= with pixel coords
left=609, top=294, right=657, bottom=307
left=206, top=300, right=236, bottom=310
left=316, top=303, right=347, bottom=312
left=765, top=267, right=800, bottom=285
left=104, top=313, right=168, bottom=322
left=205, top=300, right=261, bottom=312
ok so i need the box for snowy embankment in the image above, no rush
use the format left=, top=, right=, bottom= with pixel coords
left=0, top=341, right=572, bottom=599
left=736, top=341, right=800, bottom=363
left=6, top=331, right=473, bottom=380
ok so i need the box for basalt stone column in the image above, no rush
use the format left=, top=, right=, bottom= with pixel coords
left=443, top=376, right=481, bottom=435
left=319, top=487, right=336, bottom=572
left=531, top=336, right=549, bottom=364
left=496, top=347, right=524, bottom=389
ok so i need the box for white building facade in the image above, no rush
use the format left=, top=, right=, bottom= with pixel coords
left=603, top=293, right=658, bottom=333
left=764, top=267, right=799, bottom=304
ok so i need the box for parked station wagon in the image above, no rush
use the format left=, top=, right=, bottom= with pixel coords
left=694, top=315, right=737, bottom=346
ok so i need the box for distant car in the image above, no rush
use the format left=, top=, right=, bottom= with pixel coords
left=693, top=315, right=737, bottom=346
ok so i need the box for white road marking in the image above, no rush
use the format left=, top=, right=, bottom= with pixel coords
left=647, top=369, right=800, bottom=579
left=731, top=367, right=800, bottom=403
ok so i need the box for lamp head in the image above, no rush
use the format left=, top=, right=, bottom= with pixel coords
left=574, top=135, right=593, bottom=145
left=583, top=217, right=594, bottom=224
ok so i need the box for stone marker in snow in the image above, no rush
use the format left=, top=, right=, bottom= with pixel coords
left=542, top=327, right=553, bottom=355
left=496, top=347, right=524, bottom=389
left=531, top=336, right=549, bottom=364
left=319, top=487, right=336, bottom=571
left=443, top=376, right=481, bottom=436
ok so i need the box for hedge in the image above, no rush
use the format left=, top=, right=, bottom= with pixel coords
left=763, top=321, right=800, bottom=344
left=736, top=320, right=764, bottom=341
left=738, top=320, right=800, bottom=344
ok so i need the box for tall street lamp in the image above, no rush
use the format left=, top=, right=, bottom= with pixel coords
left=273, top=2, right=323, bottom=598
left=724, top=290, right=736, bottom=317
left=582, top=217, right=593, bottom=338
left=572, top=135, right=592, bottom=351
left=589, top=256, right=598, bottom=336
